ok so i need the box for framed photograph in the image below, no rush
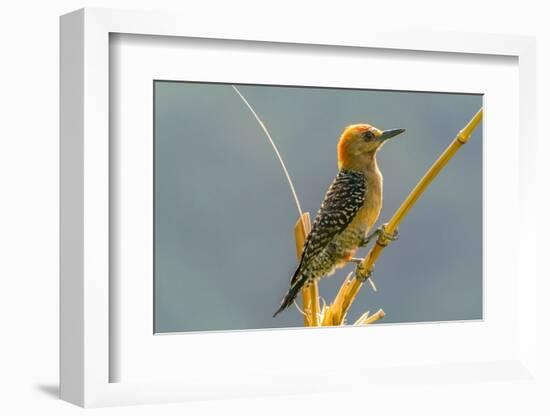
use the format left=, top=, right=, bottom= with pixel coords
left=60, top=8, right=537, bottom=407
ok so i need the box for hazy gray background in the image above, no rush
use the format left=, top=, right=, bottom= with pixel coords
left=154, top=82, right=482, bottom=333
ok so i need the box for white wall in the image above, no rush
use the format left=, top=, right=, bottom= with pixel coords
left=1, top=1, right=548, bottom=414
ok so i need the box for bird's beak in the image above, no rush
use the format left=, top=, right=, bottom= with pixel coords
left=378, top=128, right=406, bottom=142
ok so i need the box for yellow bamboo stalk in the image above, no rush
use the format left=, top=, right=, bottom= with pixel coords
left=321, top=272, right=353, bottom=326
left=360, top=309, right=385, bottom=325
left=353, top=310, right=370, bottom=325
left=294, top=213, right=320, bottom=326
left=328, top=108, right=483, bottom=325
left=354, top=309, right=385, bottom=325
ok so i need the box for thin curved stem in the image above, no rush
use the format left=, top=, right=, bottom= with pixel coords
left=232, top=85, right=304, bottom=219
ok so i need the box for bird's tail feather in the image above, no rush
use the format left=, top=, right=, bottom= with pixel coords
left=273, top=275, right=308, bottom=317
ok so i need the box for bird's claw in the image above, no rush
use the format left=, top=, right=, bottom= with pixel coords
left=356, top=263, right=374, bottom=283
left=362, top=224, right=399, bottom=247
left=357, top=269, right=372, bottom=283
left=350, top=258, right=372, bottom=281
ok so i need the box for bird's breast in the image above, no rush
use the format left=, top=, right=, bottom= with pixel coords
left=330, top=173, right=382, bottom=267
left=355, top=169, right=383, bottom=231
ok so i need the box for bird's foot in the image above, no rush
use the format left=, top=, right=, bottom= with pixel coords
left=356, top=263, right=374, bottom=283
left=362, top=224, right=399, bottom=247
left=355, top=264, right=378, bottom=292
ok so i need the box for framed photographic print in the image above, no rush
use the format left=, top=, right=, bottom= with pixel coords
left=60, top=8, right=537, bottom=407
left=151, top=80, right=482, bottom=333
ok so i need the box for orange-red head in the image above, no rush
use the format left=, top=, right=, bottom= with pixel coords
left=337, top=124, right=405, bottom=170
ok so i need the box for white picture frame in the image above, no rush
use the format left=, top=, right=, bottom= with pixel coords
left=60, top=7, right=537, bottom=407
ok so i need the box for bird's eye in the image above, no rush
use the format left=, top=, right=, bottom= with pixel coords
left=364, top=131, right=375, bottom=140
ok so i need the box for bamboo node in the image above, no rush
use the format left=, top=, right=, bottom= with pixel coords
left=457, top=130, right=470, bottom=144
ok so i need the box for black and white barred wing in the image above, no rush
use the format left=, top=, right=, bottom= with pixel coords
left=291, top=169, right=366, bottom=285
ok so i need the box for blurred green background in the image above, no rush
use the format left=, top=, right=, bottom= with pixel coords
left=154, top=81, right=482, bottom=333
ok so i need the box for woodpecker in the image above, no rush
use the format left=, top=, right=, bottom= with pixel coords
left=273, top=124, right=405, bottom=317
